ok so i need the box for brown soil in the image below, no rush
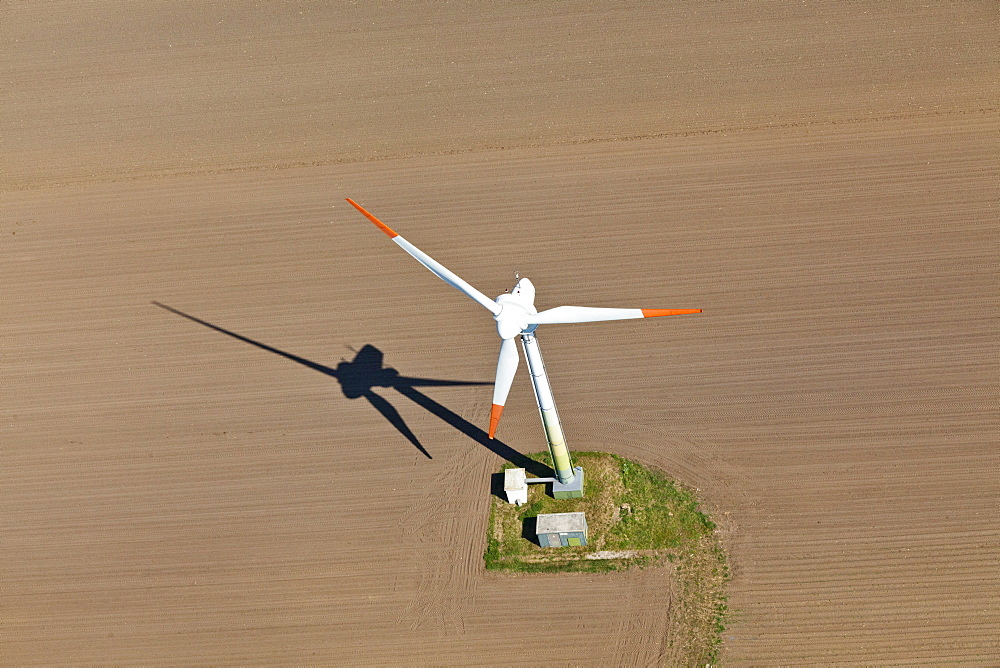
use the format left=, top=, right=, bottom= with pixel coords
left=4, top=2, right=998, bottom=664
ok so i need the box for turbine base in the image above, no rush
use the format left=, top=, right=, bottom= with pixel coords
left=552, top=466, right=585, bottom=500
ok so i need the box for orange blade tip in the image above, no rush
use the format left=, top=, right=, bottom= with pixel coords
left=346, top=198, right=398, bottom=238
left=641, top=308, right=702, bottom=318
left=488, top=403, right=504, bottom=439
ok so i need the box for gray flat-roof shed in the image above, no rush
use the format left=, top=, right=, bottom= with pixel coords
left=536, top=512, right=588, bottom=548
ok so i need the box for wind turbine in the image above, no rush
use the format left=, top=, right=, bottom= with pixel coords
left=347, top=198, right=700, bottom=491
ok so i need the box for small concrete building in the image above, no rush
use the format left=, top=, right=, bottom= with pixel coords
left=503, top=467, right=528, bottom=505
left=536, top=512, right=588, bottom=548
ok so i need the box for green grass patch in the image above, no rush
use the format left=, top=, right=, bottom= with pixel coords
left=485, top=451, right=729, bottom=664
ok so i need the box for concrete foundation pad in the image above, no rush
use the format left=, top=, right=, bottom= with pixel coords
left=552, top=466, right=585, bottom=499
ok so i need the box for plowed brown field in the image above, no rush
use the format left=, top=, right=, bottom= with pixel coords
left=4, top=2, right=998, bottom=664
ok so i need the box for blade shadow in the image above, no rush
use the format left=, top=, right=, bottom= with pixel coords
left=393, top=384, right=552, bottom=476
left=152, top=301, right=550, bottom=474
left=362, top=390, right=431, bottom=459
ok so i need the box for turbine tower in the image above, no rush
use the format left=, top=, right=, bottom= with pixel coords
left=347, top=198, right=700, bottom=491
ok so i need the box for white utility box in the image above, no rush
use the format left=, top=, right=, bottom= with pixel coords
left=503, top=467, right=528, bottom=505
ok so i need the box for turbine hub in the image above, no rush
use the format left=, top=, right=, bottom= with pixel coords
left=494, top=300, right=530, bottom=340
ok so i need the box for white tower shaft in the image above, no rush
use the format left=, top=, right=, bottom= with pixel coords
left=520, top=332, right=575, bottom=484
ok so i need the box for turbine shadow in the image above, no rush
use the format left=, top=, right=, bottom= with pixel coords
left=152, top=302, right=552, bottom=475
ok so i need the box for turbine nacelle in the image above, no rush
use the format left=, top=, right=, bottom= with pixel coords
left=494, top=277, right=536, bottom=340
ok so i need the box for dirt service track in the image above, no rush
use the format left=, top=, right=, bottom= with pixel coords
left=4, top=3, right=998, bottom=664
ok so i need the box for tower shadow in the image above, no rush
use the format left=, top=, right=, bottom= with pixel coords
left=152, top=302, right=552, bottom=475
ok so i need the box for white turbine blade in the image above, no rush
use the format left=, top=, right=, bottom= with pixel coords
left=347, top=199, right=502, bottom=316
left=527, top=305, right=702, bottom=325
left=489, top=337, right=519, bottom=439
left=393, top=236, right=502, bottom=315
